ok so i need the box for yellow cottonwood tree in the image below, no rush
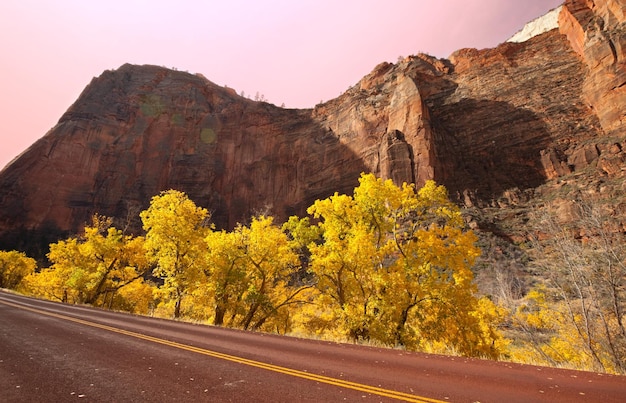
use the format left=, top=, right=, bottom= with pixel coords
left=30, top=215, right=150, bottom=306
left=0, top=250, right=36, bottom=290
left=204, top=216, right=307, bottom=331
left=303, top=173, right=506, bottom=357
left=306, top=192, right=380, bottom=340
left=239, top=216, right=305, bottom=331
left=141, top=190, right=210, bottom=318
left=21, top=267, right=67, bottom=302
left=203, top=228, right=248, bottom=326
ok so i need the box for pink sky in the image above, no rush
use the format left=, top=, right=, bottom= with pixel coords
left=0, top=0, right=563, bottom=170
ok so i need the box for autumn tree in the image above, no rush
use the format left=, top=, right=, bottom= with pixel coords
left=21, top=267, right=70, bottom=302
left=305, top=191, right=380, bottom=341
left=302, top=174, right=506, bottom=358
left=204, top=216, right=309, bottom=331
left=0, top=250, right=37, bottom=290
left=203, top=228, right=247, bottom=326
left=141, top=190, right=210, bottom=318
left=237, top=216, right=306, bottom=331
left=25, top=215, right=150, bottom=307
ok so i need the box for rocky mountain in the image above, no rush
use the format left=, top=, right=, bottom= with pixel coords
left=0, top=0, right=624, bottom=258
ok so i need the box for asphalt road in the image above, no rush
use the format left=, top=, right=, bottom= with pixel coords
left=1, top=290, right=625, bottom=402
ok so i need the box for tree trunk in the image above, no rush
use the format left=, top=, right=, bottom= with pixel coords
left=241, top=300, right=260, bottom=330
left=174, top=289, right=183, bottom=319
left=214, top=305, right=226, bottom=326
left=395, top=307, right=410, bottom=346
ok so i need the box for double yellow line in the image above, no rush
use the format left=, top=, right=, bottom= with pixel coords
left=0, top=298, right=445, bottom=403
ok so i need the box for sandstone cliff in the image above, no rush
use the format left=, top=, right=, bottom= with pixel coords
left=0, top=66, right=368, bottom=242
left=0, top=0, right=624, bottom=257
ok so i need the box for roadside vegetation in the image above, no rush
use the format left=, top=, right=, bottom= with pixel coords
left=1, top=173, right=624, bottom=374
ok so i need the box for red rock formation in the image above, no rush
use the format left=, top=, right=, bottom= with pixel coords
left=0, top=1, right=624, bottom=255
left=0, top=65, right=370, bottom=241
left=560, top=0, right=626, bottom=134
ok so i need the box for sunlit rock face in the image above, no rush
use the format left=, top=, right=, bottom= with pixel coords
left=0, top=1, right=624, bottom=254
left=559, top=0, right=626, bottom=135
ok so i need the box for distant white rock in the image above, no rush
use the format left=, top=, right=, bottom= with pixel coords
left=507, top=6, right=563, bottom=43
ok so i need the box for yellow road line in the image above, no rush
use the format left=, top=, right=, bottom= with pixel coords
left=0, top=298, right=445, bottom=403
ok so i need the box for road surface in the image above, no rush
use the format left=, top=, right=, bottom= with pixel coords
left=1, top=290, right=625, bottom=402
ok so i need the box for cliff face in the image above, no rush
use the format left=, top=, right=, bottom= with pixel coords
left=0, top=0, right=624, bottom=253
left=0, top=66, right=368, bottom=238
left=559, top=0, right=626, bottom=135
